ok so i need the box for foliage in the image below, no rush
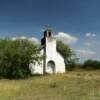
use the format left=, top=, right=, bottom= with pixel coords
left=0, top=39, right=42, bottom=79
left=57, top=40, right=78, bottom=70
left=83, top=59, right=100, bottom=70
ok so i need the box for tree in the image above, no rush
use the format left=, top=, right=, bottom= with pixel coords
left=0, top=39, right=42, bottom=79
left=83, top=59, right=100, bottom=70
left=57, top=40, right=78, bottom=70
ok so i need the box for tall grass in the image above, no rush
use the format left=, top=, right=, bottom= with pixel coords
left=0, top=71, right=100, bottom=100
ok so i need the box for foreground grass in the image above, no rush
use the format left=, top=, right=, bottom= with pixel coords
left=0, top=71, right=100, bottom=100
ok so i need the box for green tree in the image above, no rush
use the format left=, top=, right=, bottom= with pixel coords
left=57, top=40, right=78, bottom=70
left=83, top=59, right=100, bottom=70
left=0, top=39, right=42, bottom=79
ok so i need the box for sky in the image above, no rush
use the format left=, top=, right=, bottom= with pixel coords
left=0, top=0, right=100, bottom=62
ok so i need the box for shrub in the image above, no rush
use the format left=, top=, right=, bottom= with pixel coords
left=83, top=59, right=100, bottom=70
left=49, top=82, right=57, bottom=88
left=0, top=39, right=42, bottom=79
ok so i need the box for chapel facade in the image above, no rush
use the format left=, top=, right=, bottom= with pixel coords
left=29, top=29, right=65, bottom=74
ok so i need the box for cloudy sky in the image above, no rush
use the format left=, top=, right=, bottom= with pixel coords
left=0, top=0, right=100, bottom=62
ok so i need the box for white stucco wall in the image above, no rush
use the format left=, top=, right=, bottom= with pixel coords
left=45, top=37, right=65, bottom=73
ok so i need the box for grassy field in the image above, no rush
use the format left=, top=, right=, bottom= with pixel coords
left=0, top=71, right=100, bottom=100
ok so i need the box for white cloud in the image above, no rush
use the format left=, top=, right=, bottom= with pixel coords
left=76, top=49, right=96, bottom=56
left=55, top=32, right=78, bottom=44
left=11, top=32, right=78, bottom=45
left=84, top=42, right=91, bottom=47
left=29, top=37, right=40, bottom=45
left=86, top=33, right=96, bottom=37
left=12, top=36, right=27, bottom=40
left=11, top=36, right=40, bottom=45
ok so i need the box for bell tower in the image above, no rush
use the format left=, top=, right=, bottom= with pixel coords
left=44, top=29, right=53, bottom=37
left=41, top=28, right=53, bottom=46
left=41, top=27, right=57, bottom=74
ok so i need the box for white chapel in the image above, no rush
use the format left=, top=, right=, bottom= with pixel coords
left=29, top=29, right=65, bottom=74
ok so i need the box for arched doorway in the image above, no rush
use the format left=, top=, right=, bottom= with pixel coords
left=47, top=61, right=55, bottom=73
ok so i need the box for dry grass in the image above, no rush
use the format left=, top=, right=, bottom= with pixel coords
left=0, top=71, right=100, bottom=100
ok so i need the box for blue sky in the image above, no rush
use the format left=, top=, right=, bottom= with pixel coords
left=0, top=0, right=100, bottom=62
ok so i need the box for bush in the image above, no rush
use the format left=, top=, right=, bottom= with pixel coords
left=83, top=59, right=100, bottom=70
left=49, top=82, right=57, bottom=88
left=0, top=39, right=42, bottom=79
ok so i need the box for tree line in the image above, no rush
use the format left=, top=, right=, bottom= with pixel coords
left=82, top=59, right=100, bottom=70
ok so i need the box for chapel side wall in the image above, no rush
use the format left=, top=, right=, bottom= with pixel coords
left=55, top=52, right=65, bottom=73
